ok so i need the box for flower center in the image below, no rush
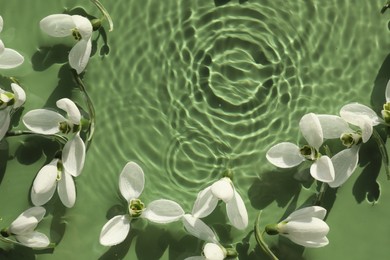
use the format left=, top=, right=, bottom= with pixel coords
left=382, top=102, right=390, bottom=124
left=128, top=199, right=145, bottom=218
left=299, top=145, right=319, bottom=161
left=71, top=28, right=82, bottom=41
left=59, top=121, right=80, bottom=134
left=0, top=228, right=10, bottom=237
left=340, top=132, right=362, bottom=148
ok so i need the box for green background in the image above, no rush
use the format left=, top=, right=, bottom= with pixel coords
left=0, top=0, right=390, bottom=259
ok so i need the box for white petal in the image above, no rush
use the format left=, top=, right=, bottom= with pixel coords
left=57, top=171, right=76, bottom=208
left=285, top=234, right=329, bottom=248
left=192, top=186, right=219, bottom=218
left=31, top=181, right=57, bottom=206
left=15, top=231, right=50, bottom=248
left=341, top=112, right=373, bottom=143
left=56, top=98, right=81, bottom=125
left=119, top=162, right=145, bottom=201
left=0, top=110, right=10, bottom=140
left=266, top=142, right=304, bottom=168
left=62, top=133, right=85, bottom=177
left=182, top=214, right=218, bottom=243
left=0, top=48, right=24, bottom=69
left=316, top=114, right=351, bottom=139
left=203, top=243, right=226, bottom=260
left=226, top=190, right=248, bottom=230
left=71, top=15, right=92, bottom=39
left=10, top=83, right=26, bottom=108
left=39, top=14, right=75, bottom=37
left=284, top=206, right=327, bottom=222
left=99, top=215, right=131, bottom=246
left=386, top=79, right=390, bottom=103
left=0, top=16, right=3, bottom=33
left=9, top=207, right=46, bottom=235
left=32, top=159, right=58, bottom=194
left=310, top=156, right=335, bottom=182
left=340, top=103, right=381, bottom=126
left=69, top=39, right=91, bottom=74
left=0, top=40, right=4, bottom=55
left=211, top=178, right=234, bottom=203
left=23, top=109, right=65, bottom=135
left=329, top=146, right=360, bottom=188
left=299, top=113, right=323, bottom=149
left=142, top=199, right=184, bottom=224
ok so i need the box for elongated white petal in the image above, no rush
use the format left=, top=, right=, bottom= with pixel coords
left=0, top=109, right=10, bottom=140
left=284, top=206, right=327, bottom=222
left=0, top=16, right=3, bottom=33
left=317, top=114, right=351, bottom=139
left=340, top=103, right=381, bottom=126
left=0, top=48, right=24, bottom=69
left=15, top=231, right=50, bottom=248
left=211, top=178, right=234, bottom=203
left=99, top=215, right=131, bottom=246
left=192, top=186, right=219, bottom=218
left=9, top=207, right=46, bottom=235
left=285, top=234, right=329, bottom=248
left=56, top=98, right=81, bottom=125
left=0, top=40, right=4, bottom=55
left=10, top=83, right=26, bottom=108
left=299, top=113, right=323, bottom=149
left=69, top=39, right=91, bottom=74
left=266, top=142, right=304, bottom=168
left=62, top=133, right=85, bottom=177
left=32, top=160, right=58, bottom=194
left=226, top=190, right=248, bottom=230
left=57, top=171, right=76, bottom=208
left=23, top=109, right=65, bottom=135
left=310, top=156, right=335, bottom=182
left=142, top=199, right=184, bottom=224
left=329, top=146, right=360, bottom=188
left=119, top=162, right=144, bottom=201
left=71, top=15, right=93, bottom=39
left=182, top=214, right=218, bottom=243
left=31, top=181, right=57, bottom=206
left=280, top=217, right=329, bottom=247
left=386, top=79, right=390, bottom=103
left=203, top=243, right=226, bottom=260
left=341, top=112, right=373, bottom=143
left=40, top=14, right=75, bottom=37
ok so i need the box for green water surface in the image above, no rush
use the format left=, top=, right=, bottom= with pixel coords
left=1, top=0, right=390, bottom=259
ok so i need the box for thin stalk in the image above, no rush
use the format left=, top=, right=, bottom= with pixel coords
left=372, top=128, right=390, bottom=179
left=72, top=71, right=96, bottom=148
left=254, top=211, right=279, bottom=260
left=91, top=0, right=113, bottom=31
left=5, top=130, right=68, bottom=144
left=315, top=145, right=332, bottom=205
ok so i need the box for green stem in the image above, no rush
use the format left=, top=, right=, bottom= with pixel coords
left=254, top=211, right=279, bottom=260
left=91, top=0, right=113, bottom=32
left=5, top=130, right=68, bottom=144
left=372, top=128, right=390, bottom=180
left=71, top=71, right=96, bottom=148
left=315, top=182, right=328, bottom=206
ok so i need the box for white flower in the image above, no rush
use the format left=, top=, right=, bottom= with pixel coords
left=99, top=162, right=184, bottom=246
left=266, top=113, right=335, bottom=183
left=23, top=98, right=85, bottom=177
left=0, top=15, right=24, bottom=69
left=31, top=159, right=76, bottom=208
left=267, top=206, right=329, bottom=248
left=182, top=214, right=218, bottom=243
left=185, top=242, right=227, bottom=260
left=190, top=177, right=248, bottom=230
left=1, top=207, right=50, bottom=248
left=40, top=14, right=92, bottom=74
left=0, top=83, right=26, bottom=140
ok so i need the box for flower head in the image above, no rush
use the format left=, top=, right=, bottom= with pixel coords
left=0, top=15, right=24, bottom=69
left=266, top=113, right=335, bottom=182
left=266, top=206, right=329, bottom=248
left=99, top=162, right=184, bottom=246
left=190, top=177, right=248, bottom=230
left=40, top=14, right=93, bottom=74
left=1, top=207, right=50, bottom=248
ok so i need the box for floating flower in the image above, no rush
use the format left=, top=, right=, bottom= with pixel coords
left=23, top=98, right=85, bottom=177
left=31, top=158, right=76, bottom=208
left=190, top=176, right=248, bottom=230
left=185, top=242, right=227, bottom=260
left=0, top=15, right=24, bottom=69
left=266, top=113, right=335, bottom=183
left=40, top=14, right=92, bottom=74
left=0, top=83, right=25, bottom=140
left=0, top=207, right=50, bottom=248
left=99, top=162, right=184, bottom=246
left=266, top=206, right=329, bottom=248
